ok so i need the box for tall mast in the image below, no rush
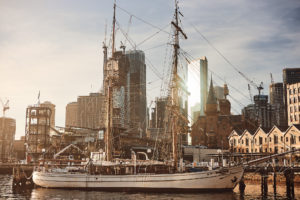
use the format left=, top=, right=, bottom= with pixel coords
left=112, top=0, right=116, bottom=57
left=171, top=0, right=187, bottom=170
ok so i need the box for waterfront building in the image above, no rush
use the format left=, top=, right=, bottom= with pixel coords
left=228, top=130, right=243, bottom=153
left=65, top=102, right=78, bottom=127
left=239, top=130, right=254, bottom=153
left=252, top=127, right=271, bottom=153
left=287, top=82, right=300, bottom=125
left=0, top=117, right=16, bottom=161
left=229, top=125, right=300, bottom=154
left=284, top=125, right=300, bottom=151
left=267, top=126, right=287, bottom=154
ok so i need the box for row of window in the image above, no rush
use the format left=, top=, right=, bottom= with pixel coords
left=290, top=114, right=300, bottom=122
left=289, top=87, right=300, bottom=95
left=289, top=96, right=300, bottom=104
left=233, top=147, right=297, bottom=153
left=231, top=135, right=299, bottom=146
left=289, top=105, right=300, bottom=113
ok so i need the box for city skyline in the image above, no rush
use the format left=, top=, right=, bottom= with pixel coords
left=1, top=0, right=300, bottom=139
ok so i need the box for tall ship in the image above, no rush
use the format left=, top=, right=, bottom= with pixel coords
left=32, top=1, right=244, bottom=191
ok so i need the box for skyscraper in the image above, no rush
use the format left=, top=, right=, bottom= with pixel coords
left=200, top=56, right=208, bottom=115
left=65, top=102, right=78, bottom=127
left=283, top=68, right=300, bottom=126
left=77, top=93, right=106, bottom=129
left=126, top=50, right=147, bottom=138
left=269, top=82, right=286, bottom=126
left=0, top=117, right=15, bottom=161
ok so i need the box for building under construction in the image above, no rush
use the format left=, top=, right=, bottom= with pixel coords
left=25, top=105, right=52, bottom=162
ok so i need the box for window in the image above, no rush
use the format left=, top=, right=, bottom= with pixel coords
left=295, top=97, right=297, bottom=103
left=255, top=138, right=257, bottom=144
left=265, top=138, right=267, bottom=142
left=286, top=137, right=289, bottom=142
left=290, top=107, right=293, bottom=113
left=299, top=136, right=300, bottom=142
left=295, top=106, right=298, bottom=112
left=291, top=136, right=295, bottom=144
left=246, top=138, right=249, bottom=146
left=289, top=89, right=292, bottom=95
left=298, top=87, right=300, bottom=93
left=295, top=115, right=298, bottom=121
left=274, top=135, right=278, bottom=144
left=270, top=148, right=272, bottom=152
left=269, top=137, right=272, bottom=142
left=281, top=136, right=283, bottom=142
left=291, top=115, right=293, bottom=122
left=259, top=137, right=263, bottom=145
left=246, top=148, right=249, bottom=153
left=294, top=88, right=296, bottom=94
left=275, top=147, right=278, bottom=154
left=242, top=140, right=244, bottom=144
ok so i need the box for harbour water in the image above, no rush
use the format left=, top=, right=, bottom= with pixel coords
left=1, top=174, right=299, bottom=200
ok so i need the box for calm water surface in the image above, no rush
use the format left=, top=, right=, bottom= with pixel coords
left=0, top=174, right=299, bottom=200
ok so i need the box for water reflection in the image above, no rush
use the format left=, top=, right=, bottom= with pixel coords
left=30, top=188, right=237, bottom=200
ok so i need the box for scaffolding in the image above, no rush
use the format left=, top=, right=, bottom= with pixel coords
left=25, top=105, right=52, bottom=162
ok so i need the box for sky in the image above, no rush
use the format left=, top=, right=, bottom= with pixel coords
left=1, top=0, right=300, bottom=139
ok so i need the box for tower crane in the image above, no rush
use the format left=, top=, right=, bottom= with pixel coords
left=0, top=98, right=9, bottom=117
left=248, top=84, right=253, bottom=103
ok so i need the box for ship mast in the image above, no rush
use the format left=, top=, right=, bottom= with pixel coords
left=112, top=0, right=116, bottom=57
left=171, top=0, right=187, bottom=170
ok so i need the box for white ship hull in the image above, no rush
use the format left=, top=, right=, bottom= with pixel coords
left=33, top=166, right=243, bottom=191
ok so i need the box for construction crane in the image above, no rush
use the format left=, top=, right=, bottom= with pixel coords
left=270, top=73, right=274, bottom=84
left=248, top=84, right=253, bottom=103
left=0, top=98, right=9, bottom=117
